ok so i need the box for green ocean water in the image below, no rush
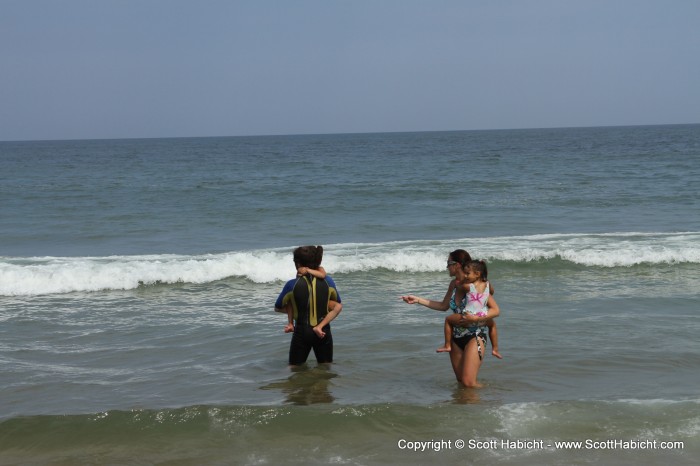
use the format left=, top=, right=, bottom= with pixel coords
left=1, top=125, right=699, bottom=464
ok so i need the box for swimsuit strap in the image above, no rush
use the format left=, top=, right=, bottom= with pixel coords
left=450, top=286, right=466, bottom=311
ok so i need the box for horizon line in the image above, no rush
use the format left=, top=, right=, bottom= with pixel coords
left=1, top=121, right=698, bottom=144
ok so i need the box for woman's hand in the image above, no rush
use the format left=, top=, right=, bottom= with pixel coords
left=401, top=295, right=420, bottom=304
left=457, top=314, right=479, bottom=325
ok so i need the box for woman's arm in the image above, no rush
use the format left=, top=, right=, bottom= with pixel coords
left=457, top=295, right=500, bottom=325
left=401, top=280, right=455, bottom=312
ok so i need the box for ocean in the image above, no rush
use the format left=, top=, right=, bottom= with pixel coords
left=1, top=125, right=699, bottom=465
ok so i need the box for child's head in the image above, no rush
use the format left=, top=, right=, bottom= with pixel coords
left=465, top=260, right=488, bottom=282
left=293, top=245, right=324, bottom=269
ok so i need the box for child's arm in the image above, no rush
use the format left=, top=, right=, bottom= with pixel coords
left=298, top=266, right=327, bottom=279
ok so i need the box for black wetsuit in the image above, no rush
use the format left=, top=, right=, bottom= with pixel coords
left=275, top=275, right=340, bottom=365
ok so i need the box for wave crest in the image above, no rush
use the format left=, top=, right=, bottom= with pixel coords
left=2, top=232, right=698, bottom=296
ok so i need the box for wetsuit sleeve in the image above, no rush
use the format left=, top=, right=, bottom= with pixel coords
left=325, top=276, right=341, bottom=303
left=274, top=279, right=296, bottom=309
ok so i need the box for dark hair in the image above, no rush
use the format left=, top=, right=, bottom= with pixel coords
left=449, top=249, right=472, bottom=267
left=293, top=245, right=324, bottom=269
left=466, top=259, right=488, bottom=281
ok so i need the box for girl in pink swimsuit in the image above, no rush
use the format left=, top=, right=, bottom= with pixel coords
left=437, top=260, right=501, bottom=360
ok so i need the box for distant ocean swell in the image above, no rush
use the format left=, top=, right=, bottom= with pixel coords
left=1, top=400, right=698, bottom=463
left=1, top=232, right=698, bottom=296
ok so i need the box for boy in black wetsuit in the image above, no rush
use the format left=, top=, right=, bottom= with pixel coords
left=274, top=245, right=343, bottom=365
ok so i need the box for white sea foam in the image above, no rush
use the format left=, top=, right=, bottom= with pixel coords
left=0, top=252, right=293, bottom=296
left=613, top=398, right=700, bottom=406
left=1, top=232, right=698, bottom=296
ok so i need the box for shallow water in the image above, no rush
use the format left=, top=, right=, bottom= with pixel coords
left=1, top=125, right=699, bottom=464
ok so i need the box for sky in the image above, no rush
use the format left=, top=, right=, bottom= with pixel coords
left=1, top=0, right=699, bottom=141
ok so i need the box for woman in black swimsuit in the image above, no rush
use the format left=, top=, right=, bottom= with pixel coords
left=401, top=249, right=500, bottom=388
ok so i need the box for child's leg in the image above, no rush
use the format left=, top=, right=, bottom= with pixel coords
left=437, top=314, right=462, bottom=353
left=283, top=304, right=294, bottom=333
left=487, top=320, right=502, bottom=359
left=312, top=324, right=326, bottom=339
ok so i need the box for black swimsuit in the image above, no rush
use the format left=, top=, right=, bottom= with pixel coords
left=450, top=287, right=488, bottom=360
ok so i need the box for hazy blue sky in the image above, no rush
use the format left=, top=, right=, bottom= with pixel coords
left=2, top=0, right=699, bottom=141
